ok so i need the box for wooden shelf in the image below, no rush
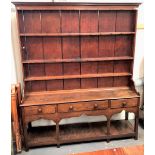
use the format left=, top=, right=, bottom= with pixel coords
left=60, top=120, right=134, bottom=143
left=24, top=72, right=132, bottom=81
left=27, top=120, right=134, bottom=147
left=20, top=32, right=135, bottom=37
left=28, top=126, right=57, bottom=147
left=22, top=56, right=133, bottom=64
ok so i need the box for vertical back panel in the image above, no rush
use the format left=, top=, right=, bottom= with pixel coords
left=18, top=11, right=24, bottom=33
left=98, top=77, right=113, bottom=88
left=23, top=11, right=41, bottom=33
left=63, top=37, right=80, bottom=59
left=31, top=81, right=46, bottom=92
left=98, top=62, right=113, bottom=73
left=61, top=11, right=80, bottom=89
left=99, top=36, right=115, bottom=57
left=25, top=37, right=43, bottom=60
left=81, top=36, right=98, bottom=88
left=81, top=37, right=98, bottom=58
left=116, top=11, right=135, bottom=32
left=99, top=11, right=116, bottom=32
left=43, top=37, right=63, bottom=90
left=25, top=82, right=31, bottom=92
left=61, top=11, right=79, bottom=33
left=63, top=62, right=81, bottom=89
left=20, top=37, right=27, bottom=60
left=43, top=37, right=62, bottom=59
left=98, top=61, right=114, bottom=87
left=25, top=81, right=46, bottom=92
left=81, top=78, right=98, bottom=89
left=27, top=64, right=45, bottom=77
left=114, top=77, right=130, bottom=87
left=46, top=80, right=63, bottom=91
left=63, top=63, right=80, bottom=75
left=114, top=61, right=131, bottom=73
left=64, top=79, right=81, bottom=90
left=80, top=11, right=98, bottom=33
left=45, top=63, right=63, bottom=76
left=45, top=63, right=63, bottom=91
left=115, top=35, right=133, bottom=56
left=24, top=37, right=46, bottom=91
left=81, top=62, right=97, bottom=74
left=63, top=37, right=80, bottom=89
left=41, top=11, right=60, bottom=33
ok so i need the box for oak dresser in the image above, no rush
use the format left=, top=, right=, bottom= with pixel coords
left=13, top=2, right=141, bottom=151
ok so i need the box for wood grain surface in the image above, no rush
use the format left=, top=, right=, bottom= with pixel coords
left=13, top=2, right=141, bottom=150
left=71, top=145, right=144, bottom=155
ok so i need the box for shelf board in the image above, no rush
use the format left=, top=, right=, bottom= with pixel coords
left=24, top=72, right=132, bottom=81
left=28, top=125, right=57, bottom=147
left=20, top=32, right=135, bottom=37
left=27, top=120, right=134, bottom=147
left=22, top=56, right=133, bottom=64
left=60, top=120, right=134, bottom=144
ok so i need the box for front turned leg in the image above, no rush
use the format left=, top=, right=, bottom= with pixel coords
left=23, top=123, right=29, bottom=151
left=56, top=121, right=60, bottom=148
left=125, top=111, right=129, bottom=120
left=134, top=112, right=139, bottom=140
left=28, top=122, right=32, bottom=129
left=107, top=117, right=111, bottom=143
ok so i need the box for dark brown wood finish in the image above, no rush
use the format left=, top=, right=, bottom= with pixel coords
left=13, top=2, right=141, bottom=151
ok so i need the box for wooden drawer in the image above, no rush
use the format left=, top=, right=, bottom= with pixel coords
left=111, top=98, right=138, bottom=109
left=58, top=100, right=108, bottom=113
left=24, top=105, right=56, bottom=116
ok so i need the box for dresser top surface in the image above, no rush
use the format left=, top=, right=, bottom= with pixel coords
left=21, top=87, right=139, bottom=106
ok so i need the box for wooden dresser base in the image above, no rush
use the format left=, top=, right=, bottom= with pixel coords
left=21, top=87, right=140, bottom=151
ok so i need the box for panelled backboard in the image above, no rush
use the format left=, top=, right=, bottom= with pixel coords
left=17, top=5, right=137, bottom=92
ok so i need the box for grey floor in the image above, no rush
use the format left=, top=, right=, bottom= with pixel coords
left=19, top=122, right=144, bottom=155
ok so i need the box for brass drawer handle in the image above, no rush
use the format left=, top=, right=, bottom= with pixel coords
left=122, top=102, right=127, bottom=107
left=69, top=105, right=73, bottom=111
left=22, top=46, right=25, bottom=50
left=94, top=103, right=98, bottom=109
left=38, top=108, right=42, bottom=113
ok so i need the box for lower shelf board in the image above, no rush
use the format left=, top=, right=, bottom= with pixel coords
left=109, top=120, right=135, bottom=139
left=27, top=126, right=57, bottom=146
left=59, top=121, right=107, bottom=143
left=27, top=120, right=135, bottom=147
left=59, top=120, right=135, bottom=143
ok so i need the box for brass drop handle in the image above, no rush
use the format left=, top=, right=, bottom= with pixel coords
left=94, top=103, right=98, bottom=109
left=69, top=105, right=73, bottom=111
left=122, top=102, right=127, bottom=107
left=38, top=108, right=42, bottom=113
left=22, top=46, right=26, bottom=50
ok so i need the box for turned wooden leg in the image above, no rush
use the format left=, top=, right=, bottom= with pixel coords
left=23, top=123, right=29, bottom=151
left=56, top=122, right=60, bottom=148
left=134, top=97, right=140, bottom=140
left=28, top=122, right=32, bottom=129
left=125, top=111, right=129, bottom=120
left=107, top=117, right=111, bottom=143
left=134, top=112, right=139, bottom=140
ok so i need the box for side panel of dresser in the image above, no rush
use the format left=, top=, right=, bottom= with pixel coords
left=11, top=83, right=22, bottom=153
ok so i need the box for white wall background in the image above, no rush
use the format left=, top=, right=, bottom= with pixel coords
left=11, top=0, right=144, bottom=123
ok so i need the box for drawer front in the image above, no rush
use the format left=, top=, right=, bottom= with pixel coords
left=24, top=105, right=56, bottom=115
left=111, top=98, right=138, bottom=109
left=58, top=100, right=108, bottom=113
